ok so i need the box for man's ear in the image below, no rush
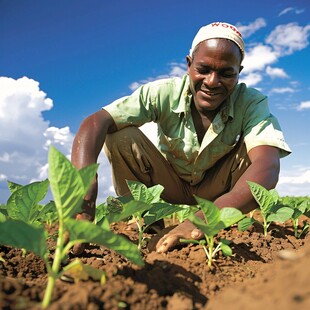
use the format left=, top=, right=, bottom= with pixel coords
left=186, top=55, right=192, bottom=72
left=239, top=65, right=244, bottom=73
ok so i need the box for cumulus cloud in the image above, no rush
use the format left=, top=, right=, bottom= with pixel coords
left=277, top=168, right=310, bottom=196
left=296, top=101, right=310, bottom=111
left=0, top=76, right=115, bottom=204
left=266, top=23, right=310, bottom=56
left=270, top=87, right=295, bottom=94
left=266, top=66, right=289, bottom=79
left=237, top=18, right=267, bottom=38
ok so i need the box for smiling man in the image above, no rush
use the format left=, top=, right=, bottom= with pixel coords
left=71, top=22, right=291, bottom=254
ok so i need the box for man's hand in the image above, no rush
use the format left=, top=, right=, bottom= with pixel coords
left=156, top=219, right=204, bottom=253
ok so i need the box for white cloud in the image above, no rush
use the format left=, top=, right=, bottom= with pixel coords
left=296, top=101, right=310, bottom=111
left=266, top=66, right=289, bottom=79
left=242, top=44, right=278, bottom=73
left=270, top=87, right=295, bottom=94
left=278, top=7, right=294, bottom=16
left=129, top=63, right=187, bottom=91
left=277, top=168, right=310, bottom=197
left=239, top=72, right=262, bottom=87
left=278, top=7, right=304, bottom=16
left=266, top=23, right=310, bottom=56
left=237, top=18, right=267, bottom=38
left=0, top=76, right=116, bottom=204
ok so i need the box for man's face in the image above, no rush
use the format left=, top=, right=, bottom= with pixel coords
left=187, top=39, right=243, bottom=114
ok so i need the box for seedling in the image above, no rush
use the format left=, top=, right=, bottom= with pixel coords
left=182, top=196, right=245, bottom=267
left=106, top=180, right=185, bottom=250
left=238, top=181, right=294, bottom=236
left=280, top=196, right=310, bottom=238
left=0, top=146, right=143, bottom=309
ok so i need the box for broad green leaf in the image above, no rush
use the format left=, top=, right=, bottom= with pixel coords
left=176, top=205, right=199, bottom=223
left=194, top=196, right=221, bottom=227
left=106, top=199, right=151, bottom=223
left=0, top=220, right=48, bottom=258
left=247, top=181, right=276, bottom=215
left=188, top=213, right=223, bottom=236
left=220, top=208, right=245, bottom=228
left=6, top=179, right=49, bottom=222
left=220, top=242, right=232, bottom=256
left=291, top=208, right=303, bottom=221
left=0, top=212, right=6, bottom=222
left=7, top=181, right=23, bottom=194
left=48, top=146, right=98, bottom=219
left=238, top=217, right=256, bottom=231
left=37, top=201, right=58, bottom=223
left=65, top=219, right=144, bottom=266
left=267, top=206, right=294, bottom=223
left=79, top=165, right=99, bottom=193
left=144, top=202, right=184, bottom=226
left=126, top=180, right=164, bottom=204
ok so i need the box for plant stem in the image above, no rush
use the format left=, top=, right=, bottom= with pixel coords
left=263, top=217, right=268, bottom=236
left=206, top=236, right=214, bottom=267
left=41, top=212, right=65, bottom=308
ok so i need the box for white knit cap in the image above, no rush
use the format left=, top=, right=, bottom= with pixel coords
left=189, top=22, right=245, bottom=60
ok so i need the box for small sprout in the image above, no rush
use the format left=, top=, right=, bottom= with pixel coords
left=182, top=196, right=245, bottom=267
left=107, top=180, right=185, bottom=250
left=238, top=181, right=294, bottom=236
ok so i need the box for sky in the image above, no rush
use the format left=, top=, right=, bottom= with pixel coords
left=0, top=0, right=310, bottom=204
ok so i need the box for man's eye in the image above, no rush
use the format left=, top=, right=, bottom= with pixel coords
left=221, top=72, right=237, bottom=78
left=197, top=67, right=210, bottom=74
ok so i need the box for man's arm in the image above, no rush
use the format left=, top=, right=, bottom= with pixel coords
left=214, top=145, right=280, bottom=213
left=156, top=145, right=280, bottom=253
left=71, top=109, right=117, bottom=220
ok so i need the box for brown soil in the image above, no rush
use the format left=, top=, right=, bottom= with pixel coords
left=0, top=215, right=309, bottom=310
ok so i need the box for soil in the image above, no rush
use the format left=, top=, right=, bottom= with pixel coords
left=0, top=214, right=309, bottom=310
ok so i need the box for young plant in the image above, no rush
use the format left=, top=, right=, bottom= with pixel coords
left=183, top=196, right=245, bottom=267
left=0, top=146, right=144, bottom=309
left=106, top=180, right=185, bottom=250
left=280, top=196, right=310, bottom=238
left=238, top=181, right=294, bottom=236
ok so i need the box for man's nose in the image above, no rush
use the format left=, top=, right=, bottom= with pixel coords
left=203, top=71, right=220, bottom=87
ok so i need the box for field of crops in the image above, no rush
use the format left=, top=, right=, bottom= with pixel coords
left=0, top=147, right=309, bottom=309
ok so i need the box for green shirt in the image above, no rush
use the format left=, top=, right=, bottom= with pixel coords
left=104, top=75, right=291, bottom=185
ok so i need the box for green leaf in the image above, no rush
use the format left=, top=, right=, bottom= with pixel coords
left=6, top=179, right=49, bottom=222
left=194, top=196, right=221, bottom=227
left=106, top=199, right=151, bottom=223
left=7, top=181, right=23, bottom=194
left=63, top=258, right=106, bottom=285
left=144, top=202, right=185, bottom=226
left=267, top=207, right=294, bottom=223
left=0, top=220, right=48, bottom=258
left=291, top=208, right=303, bottom=221
left=65, top=219, right=144, bottom=266
left=48, top=146, right=98, bottom=219
left=0, top=212, right=7, bottom=222
left=188, top=213, right=222, bottom=237
left=220, top=242, right=232, bottom=256
left=220, top=208, right=245, bottom=228
left=238, top=217, right=256, bottom=231
left=36, top=201, right=58, bottom=223
left=126, top=180, right=164, bottom=204
left=176, top=205, right=199, bottom=223
left=247, top=181, right=277, bottom=215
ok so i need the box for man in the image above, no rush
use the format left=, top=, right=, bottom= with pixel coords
left=71, top=22, right=291, bottom=254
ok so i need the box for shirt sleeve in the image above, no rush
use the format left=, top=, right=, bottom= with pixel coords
left=103, top=84, right=158, bottom=130
left=243, top=96, right=291, bottom=158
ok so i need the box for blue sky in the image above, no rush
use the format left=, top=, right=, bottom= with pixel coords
left=0, top=0, right=309, bottom=203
